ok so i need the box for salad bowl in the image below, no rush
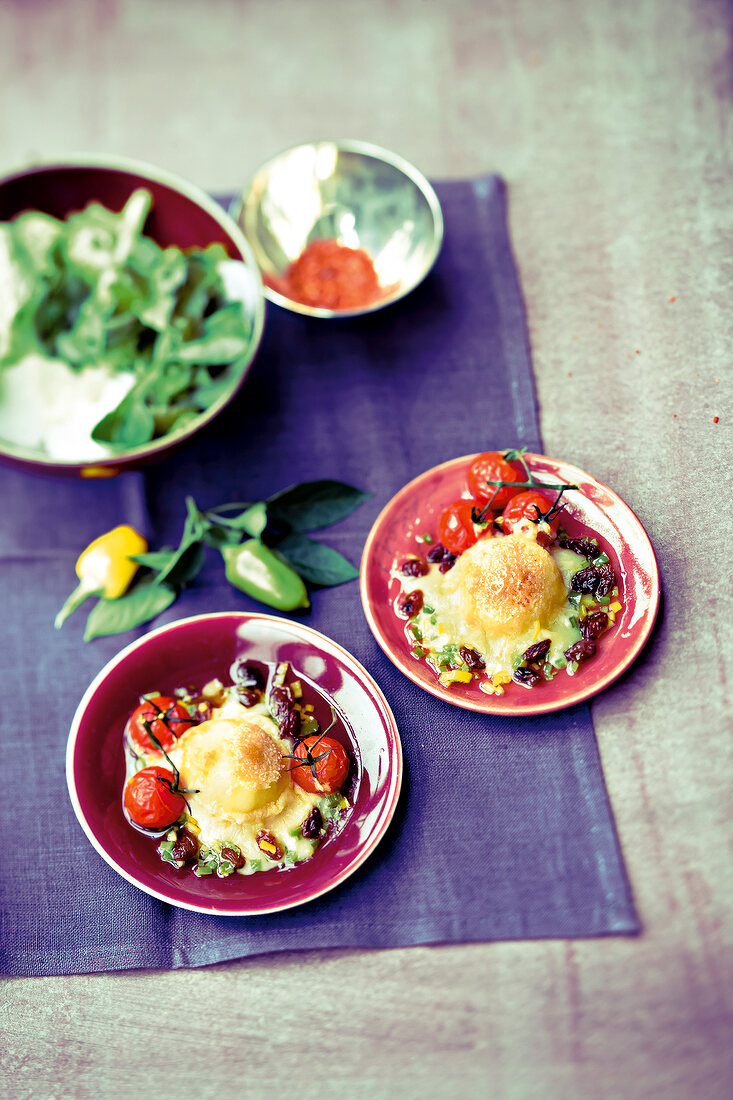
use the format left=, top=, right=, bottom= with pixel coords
left=0, top=156, right=265, bottom=477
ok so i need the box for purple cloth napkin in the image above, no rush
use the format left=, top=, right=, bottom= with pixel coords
left=0, top=177, right=638, bottom=976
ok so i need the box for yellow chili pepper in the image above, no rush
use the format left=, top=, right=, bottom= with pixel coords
left=54, top=524, right=148, bottom=629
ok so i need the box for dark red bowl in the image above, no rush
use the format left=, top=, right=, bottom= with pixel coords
left=66, top=612, right=402, bottom=915
left=0, top=157, right=265, bottom=477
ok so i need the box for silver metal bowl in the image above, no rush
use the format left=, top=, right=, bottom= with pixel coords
left=230, top=140, right=443, bottom=318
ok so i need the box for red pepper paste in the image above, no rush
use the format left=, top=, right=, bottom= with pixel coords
left=276, top=238, right=382, bottom=311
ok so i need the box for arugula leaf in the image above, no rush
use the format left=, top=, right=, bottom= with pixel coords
left=276, top=533, right=359, bottom=587
left=83, top=577, right=177, bottom=641
left=176, top=304, right=252, bottom=364
left=266, top=480, right=371, bottom=532
left=91, top=384, right=155, bottom=446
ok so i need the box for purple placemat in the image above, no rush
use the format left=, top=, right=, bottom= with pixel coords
left=0, top=176, right=638, bottom=976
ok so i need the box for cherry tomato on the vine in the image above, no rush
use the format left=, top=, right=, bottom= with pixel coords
left=290, top=735, right=350, bottom=794
left=502, top=490, right=560, bottom=537
left=127, top=695, right=196, bottom=754
left=437, top=498, right=487, bottom=556
left=467, top=452, right=525, bottom=509
left=123, top=766, right=186, bottom=830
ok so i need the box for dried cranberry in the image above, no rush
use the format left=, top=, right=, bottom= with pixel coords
left=513, top=666, right=543, bottom=686
left=301, top=807, right=324, bottom=839
left=401, top=558, right=429, bottom=577
left=256, top=830, right=284, bottom=861
left=170, top=830, right=199, bottom=863
left=559, top=537, right=598, bottom=558
left=438, top=553, right=457, bottom=573
left=268, top=684, right=300, bottom=738
left=220, top=846, right=246, bottom=869
left=595, top=562, right=616, bottom=598
left=459, top=645, right=486, bottom=670
left=523, top=638, right=551, bottom=664
left=580, top=612, right=608, bottom=641
left=570, top=565, right=600, bottom=594
left=399, top=589, right=424, bottom=616
left=564, top=639, right=596, bottom=664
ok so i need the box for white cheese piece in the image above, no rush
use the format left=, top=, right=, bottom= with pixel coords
left=0, top=352, right=136, bottom=460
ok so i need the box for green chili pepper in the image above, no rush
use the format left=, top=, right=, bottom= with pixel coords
left=220, top=539, right=309, bottom=611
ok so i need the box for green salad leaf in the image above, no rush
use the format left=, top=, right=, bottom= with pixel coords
left=0, top=189, right=254, bottom=452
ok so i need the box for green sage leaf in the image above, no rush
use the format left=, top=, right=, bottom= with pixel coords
left=276, top=532, right=359, bottom=587
left=266, top=480, right=371, bottom=532
left=83, top=577, right=177, bottom=641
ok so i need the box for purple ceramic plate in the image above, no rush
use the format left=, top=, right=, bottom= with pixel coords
left=361, top=453, right=660, bottom=716
left=66, top=613, right=402, bottom=915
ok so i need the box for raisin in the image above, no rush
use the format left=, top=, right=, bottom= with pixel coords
left=301, top=807, right=324, bottom=839
left=401, top=558, right=429, bottom=577
left=427, top=543, right=449, bottom=563
left=559, top=537, right=598, bottom=558
left=595, top=562, right=616, bottom=598
left=399, top=589, right=424, bottom=616
left=570, top=565, right=600, bottom=594
left=269, top=684, right=300, bottom=738
left=564, top=639, right=596, bottom=664
left=438, top=553, right=457, bottom=573
left=580, top=611, right=608, bottom=641
left=170, top=830, right=199, bottom=863
left=459, top=645, right=486, bottom=670
left=523, top=638, right=551, bottom=664
left=220, top=846, right=246, bottom=869
left=232, top=659, right=265, bottom=689
left=513, top=666, right=543, bottom=686
left=236, top=687, right=261, bottom=707
left=256, top=830, right=284, bottom=862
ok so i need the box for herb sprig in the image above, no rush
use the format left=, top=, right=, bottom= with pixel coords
left=79, top=479, right=370, bottom=641
left=471, top=447, right=579, bottom=526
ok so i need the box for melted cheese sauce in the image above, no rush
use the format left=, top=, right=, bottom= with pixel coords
left=396, top=532, right=588, bottom=687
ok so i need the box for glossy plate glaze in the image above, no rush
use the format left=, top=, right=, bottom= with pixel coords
left=66, top=613, right=401, bottom=915
left=361, top=453, right=660, bottom=716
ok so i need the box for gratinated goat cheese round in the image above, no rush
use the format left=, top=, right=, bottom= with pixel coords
left=170, top=714, right=288, bottom=816
left=166, top=706, right=322, bottom=858
left=448, top=533, right=567, bottom=638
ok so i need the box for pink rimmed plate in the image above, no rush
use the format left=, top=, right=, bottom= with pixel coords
left=66, top=613, right=402, bottom=915
left=360, top=453, right=660, bottom=716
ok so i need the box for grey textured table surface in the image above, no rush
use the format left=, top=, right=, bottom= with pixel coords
left=1, top=1, right=731, bottom=1098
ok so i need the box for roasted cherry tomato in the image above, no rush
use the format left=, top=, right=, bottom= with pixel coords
left=290, top=735, right=350, bottom=794
left=502, top=490, right=560, bottom=537
left=127, top=695, right=196, bottom=754
left=123, top=766, right=186, bottom=830
left=467, top=452, right=524, bottom=509
left=437, top=498, right=487, bottom=556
